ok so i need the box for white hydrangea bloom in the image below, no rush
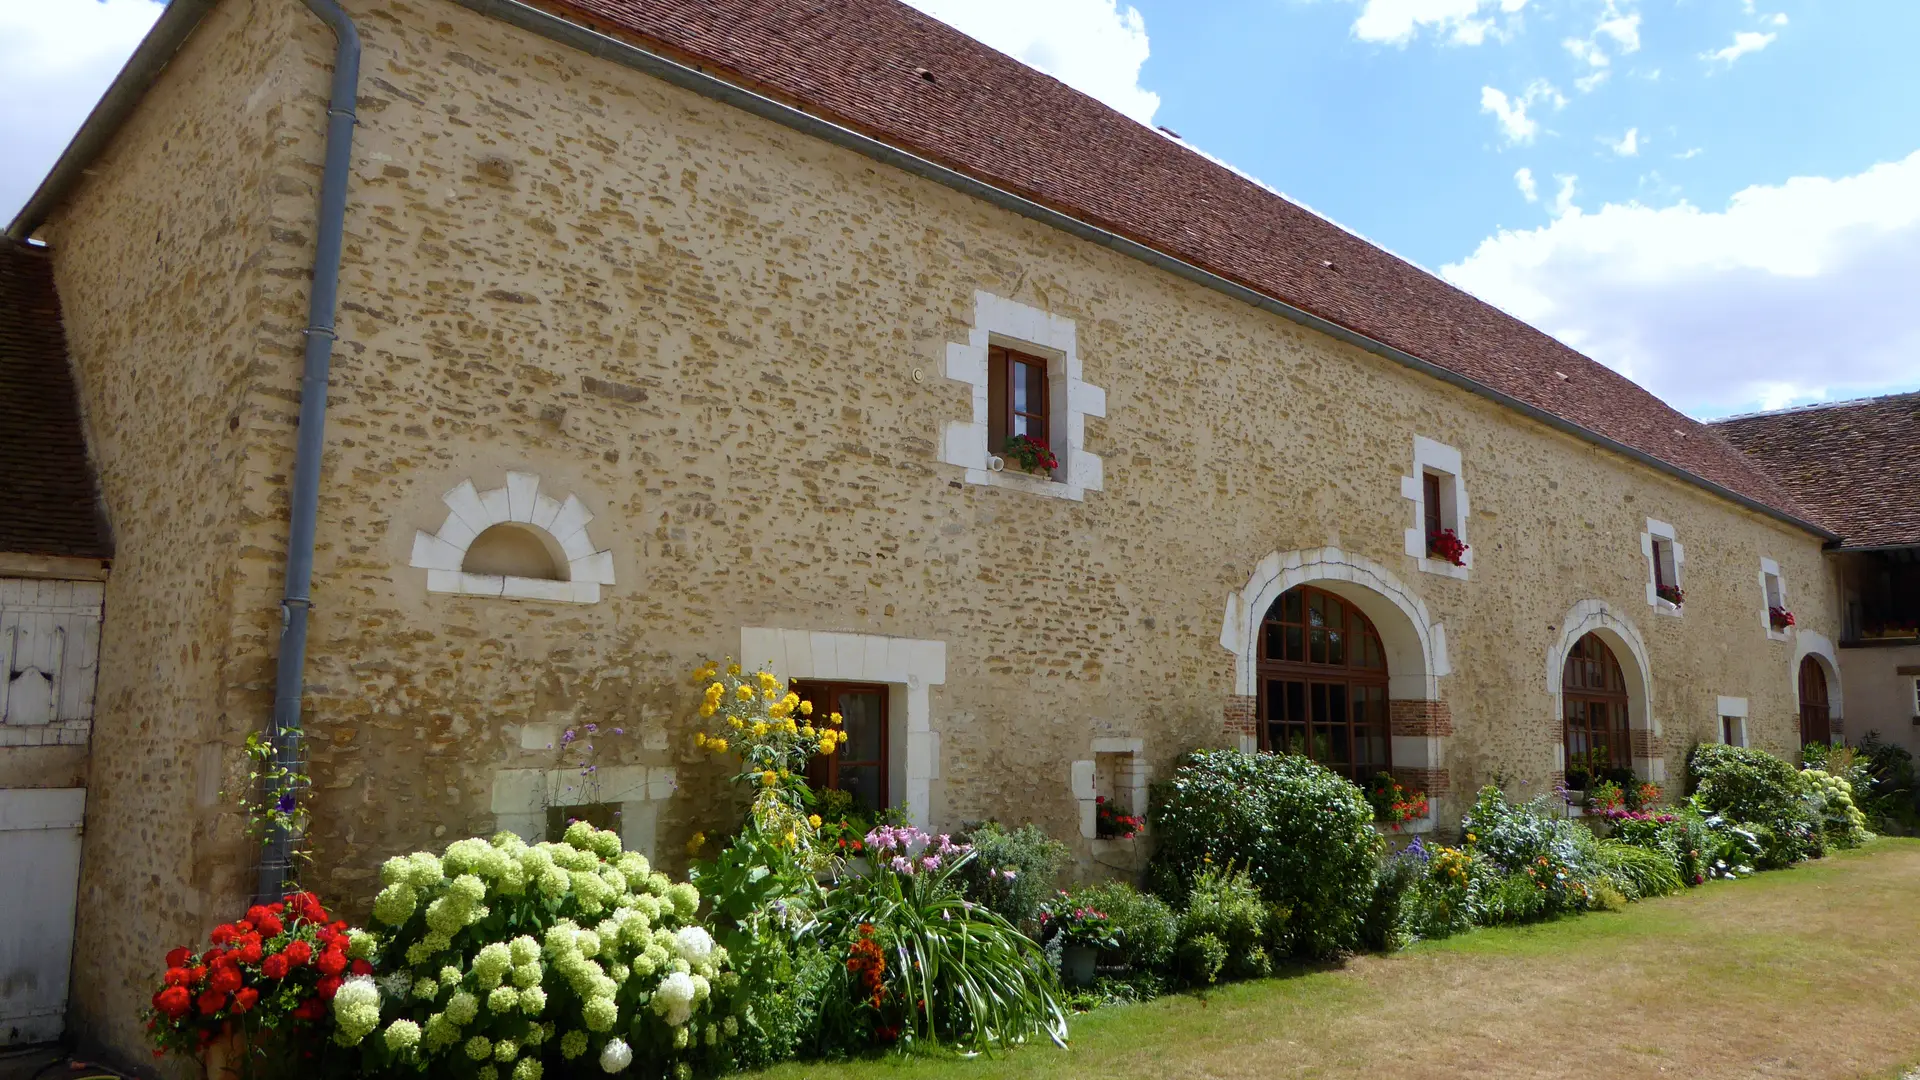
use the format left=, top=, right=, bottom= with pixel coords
left=670, top=927, right=713, bottom=965
left=599, top=1037, right=634, bottom=1073
left=652, top=971, right=696, bottom=1026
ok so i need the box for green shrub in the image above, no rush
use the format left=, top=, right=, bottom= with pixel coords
left=1802, top=769, right=1872, bottom=849
left=1063, top=881, right=1179, bottom=990
left=1175, top=866, right=1277, bottom=983
left=1688, top=745, right=1822, bottom=868
left=1176, top=932, right=1228, bottom=986
left=1482, top=870, right=1547, bottom=924
left=1147, top=750, right=1380, bottom=957
left=954, top=821, right=1070, bottom=931
left=1404, top=842, right=1479, bottom=939
left=1358, top=846, right=1424, bottom=951
left=1460, top=786, right=1597, bottom=916
left=1610, top=808, right=1720, bottom=886
left=1855, top=732, right=1919, bottom=832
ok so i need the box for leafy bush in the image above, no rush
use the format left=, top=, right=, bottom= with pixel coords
left=955, top=821, right=1070, bottom=931
left=1060, top=882, right=1179, bottom=991
left=813, top=826, right=1065, bottom=1053
left=1175, top=866, right=1279, bottom=984
left=1147, top=750, right=1380, bottom=957
left=1405, top=842, right=1480, bottom=939
left=1689, top=745, right=1822, bottom=868
left=1610, top=808, right=1719, bottom=886
left=1802, top=768, right=1872, bottom=849
left=1358, top=844, right=1425, bottom=951
left=347, top=824, right=733, bottom=1079
left=1482, top=871, right=1547, bottom=924
left=1855, top=732, right=1918, bottom=831
left=1460, top=786, right=1596, bottom=918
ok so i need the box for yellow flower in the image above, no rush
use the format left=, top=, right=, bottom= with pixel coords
left=808, top=814, right=822, bottom=828
left=778, top=768, right=790, bottom=780
left=735, top=684, right=755, bottom=702
left=727, top=663, right=742, bottom=676
left=783, top=720, right=799, bottom=735
left=758, top=670, right=778, bottom=689
left=706, top=682, right=724, bottom=699
left=801, top=725, right=815, bottom=737
left=686, top=831, right=706, bottom=855
left=751, top=721, right=769, bottom=738
left=728, top=717, right=744, bottom=730
left=694, top=732, right=708, bottom=748
left=829, top=712, right=843, bottom=726
left=699, top=704, right=716, bottom=718
left=760, top=771, right=778, bottom=787
left=784, top=830, right=797, bottom=847
left=709, top=737, right=728, bottom=753
left=799, top=700, right=813, bottom=716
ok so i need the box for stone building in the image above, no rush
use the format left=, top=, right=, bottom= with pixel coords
left=1715, top=392, right=1920, bottom=755
left=0, top=0, right=1893, bottom=1061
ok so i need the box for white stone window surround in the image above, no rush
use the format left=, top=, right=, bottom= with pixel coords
left=0, top=578, right=103, bottom=746
left=939, top=291, right=1106, bottom=501
left=1401, top=436, right=1473, bottom=580
left=739, top=628, right=947, bottom=829
left=1642, top=518, right=1684, bottom=617
left=1717, top=696, right=1750, bottom=747
left=1548, top=599, right=1663, bottom=782
left=1220, top=547, right=1451, bottom=783
left=1069, top=738, right=1152, bottom=841
left=492, top=764, right=677, bottom=862
left=410, top=472, right=614, bottom=603
left=1758, top=558, right=1790, bottom=641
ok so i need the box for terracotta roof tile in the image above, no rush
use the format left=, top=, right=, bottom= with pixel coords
left=1713, top=392, right=1920, bottom=550
left=537, top=0, right=1820, bottom=531
left=0, top=238, right=111, bottom=560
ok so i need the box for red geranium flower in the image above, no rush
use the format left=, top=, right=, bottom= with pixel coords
left=261, top=954, right=291, bottom=980
left=316, top=949, right=347, bottom=977
left=165, top=947, right=193, bottom=968
left=231, top=988, right=260, bottom=1014
left=196, top=989, right=228, bottom=1015
left=283, top=940, right=313, bottom=966
left=291, top=997, right=325, bottom=1021
left=235, top=938, right=264, bottom=965
left=350, top=959, right=373, bottom=976
left=153, top=986, right=192, bottom=1019
left=207, top=963, right=243, bottom=994
left=163, top=968, right=191, bottom=987
left=315, top=975, right=342, bottom=1001
left=187, top=966, right=207, bottom=986
left=209, top=924, right=237, bottom=946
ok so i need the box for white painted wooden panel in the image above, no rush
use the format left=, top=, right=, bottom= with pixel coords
left=0, top=788, right=85, bottom=1046
left=0, top=580, right=102, bottom=726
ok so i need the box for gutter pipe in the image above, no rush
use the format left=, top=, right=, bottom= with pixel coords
left=256, top=0, right=361, bottom=902
left=450, top=0, right=1840, bottom=546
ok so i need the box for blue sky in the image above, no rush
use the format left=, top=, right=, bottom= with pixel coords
left=5, top=0, right=1918, bottom=418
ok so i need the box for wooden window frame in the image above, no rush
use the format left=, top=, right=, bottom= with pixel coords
left=793, top=680, right=890, bottom=811
left=1720, top=716, right=1746, bottom=748
left=1256, top=585, right=1392, bottom=783
left=987, top=344, right=1052, bottom=461
left=1562, top=633, right=1632, bottom=779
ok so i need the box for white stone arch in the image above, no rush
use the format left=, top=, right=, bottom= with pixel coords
left=1791, top=629, right=1844, bottom=728
left=409, top=472, right=614, bottom=603
left=1219, top=546, right=1450, bottom=702
left=1547, top=599, right=1660, bottom=781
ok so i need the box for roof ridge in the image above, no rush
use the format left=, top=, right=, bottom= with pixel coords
left=1711, top=387, right=1920, bottom=424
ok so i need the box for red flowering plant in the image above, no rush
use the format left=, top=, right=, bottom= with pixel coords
left=1426, top=529, right=1468, bottom=566
left=145, top=891, right=369, bottom=1077
left=1770, top=606, right=1796, bottom=630
left=1366, top=773, right=1430, bottom=830
left=1003, top=434, right=1059, bottom=475
left=1657, top=583, right=1686, bottom=606
left=1094, top=796, right=1144, bottom=839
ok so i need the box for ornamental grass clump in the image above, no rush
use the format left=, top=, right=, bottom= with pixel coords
left=814, top=825, right=1066, bottom=1053
left=342, top=823, right=733, bottom=1080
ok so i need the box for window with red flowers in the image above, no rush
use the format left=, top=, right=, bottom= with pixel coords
left=988, top=344, right=1056, bottom=478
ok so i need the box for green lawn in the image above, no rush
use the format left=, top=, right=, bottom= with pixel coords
left=757, top=838, right=1920, bottom=1080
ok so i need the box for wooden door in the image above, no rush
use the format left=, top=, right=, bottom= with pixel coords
left=793, top=681, right=889, bottom=813
left=1799, top=655, right=1831, bottom=747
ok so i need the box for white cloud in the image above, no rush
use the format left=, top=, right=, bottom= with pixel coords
left=1515, top=167, right=1539, bottom=202
left=1765, top=12, right=1789, bottom=27
left=1479, top=79, right=1564, bottom=145
left=1675, top=147, right=1704, bottom=160
left=1702, top=30, right=1777, bottom=66
left=904, top=0, right=1160, bottom=124
left=1550, top=173, right=1579, bottom=218
left=1575, top=70, right=1611, bottom=93
left=1351, top=0, right=1530, bottom=47
left=0, top=0, right=163, bottom=225
left=1563, top=36, right=1608, bottom=67
left=1605, top=127, right=1642, bottom=156
left=1442, top=151, right=1920, bottom=415
left=1595, top=8, right=1642, bottom=52
left=1562, top=3, right=1638, bottom=90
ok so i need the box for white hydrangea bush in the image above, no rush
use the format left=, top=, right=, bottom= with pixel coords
left=336, top=822, right=735, bottom=1078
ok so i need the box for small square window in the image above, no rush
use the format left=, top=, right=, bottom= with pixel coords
left=1647, top=526, right=1684, bottom=609
left=1721, top=716, right=1746, bottom=748
left=1763, top=572, right=1783, bottom=610
left=1404, top=438, right=1470, bottom=576
left=988, top=344, right=1053, bottom=477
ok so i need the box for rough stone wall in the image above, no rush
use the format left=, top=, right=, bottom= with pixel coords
left=40, top=0, right=320, bottom=1060
left=46, top=0, right=1842, bottom=1059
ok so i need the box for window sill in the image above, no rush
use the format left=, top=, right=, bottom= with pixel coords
left=1652, top=597, right=1683, bottom=618
left=963, top=463, right=1088, bottom=502
left=1372, top=815, right=1435, bottom=836
left=425, top=570, right=602, bottom=603
left=1416, top=556, right=1470, bottom=581
left=1766, top=626, right=1792, bottom=642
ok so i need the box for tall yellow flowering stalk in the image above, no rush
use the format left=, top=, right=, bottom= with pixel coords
left=689, top=661, right=842, bottom=852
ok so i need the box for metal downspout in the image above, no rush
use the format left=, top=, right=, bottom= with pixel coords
left=256, top=0, right=360, bottom=902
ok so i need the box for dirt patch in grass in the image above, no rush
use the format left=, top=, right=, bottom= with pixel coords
left=754, top=839, right=1920, bottom=1080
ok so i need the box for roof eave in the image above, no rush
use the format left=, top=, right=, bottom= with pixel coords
left=5, top=0, right=219, bottom=242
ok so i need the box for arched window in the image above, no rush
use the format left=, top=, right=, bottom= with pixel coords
left=463, top=523, right=568, bottom=581
left=1562, top=633, right=1631, bottom=787
left=1799, top=655, right=1831, bottom=747
left=1257, top=585, right=1390, bottom=781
